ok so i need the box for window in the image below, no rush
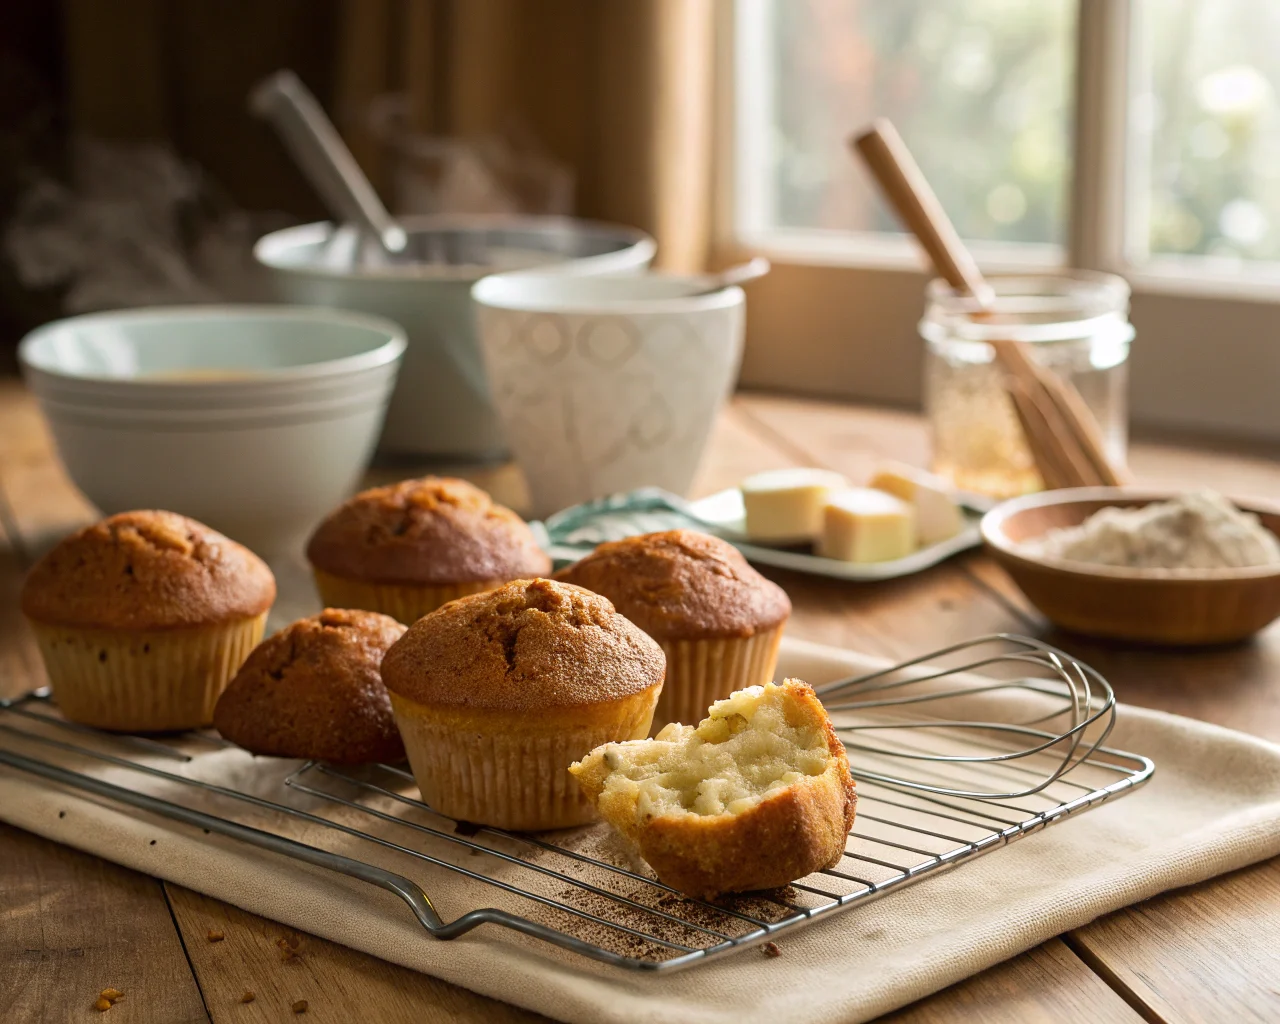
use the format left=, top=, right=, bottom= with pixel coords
left=1138, top=1, right=1280, bottom=265
left=744, top=0, right=1073, bottom=249
left=720, top=0, right=1280, bottom=442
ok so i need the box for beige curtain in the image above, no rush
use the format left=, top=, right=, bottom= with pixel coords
left=334, top=0, right=716, bottom=271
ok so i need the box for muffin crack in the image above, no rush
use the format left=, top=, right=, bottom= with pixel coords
left=266, top=635, right=302, bottom=681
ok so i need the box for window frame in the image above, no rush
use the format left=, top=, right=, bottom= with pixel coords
left=715, top=0, right=1280, bottom=443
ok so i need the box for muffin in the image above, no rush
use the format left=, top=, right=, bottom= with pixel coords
left=214, top=609, right=406, bottom=764
left=555, top=529, right=790, bottom=730
left=306, top=477, right=551, bottom=624
left=570, top=679, right=856, bottom=898
left=21, top=510, right=275, bottom=731
left=380, top=578, right=666, bottom=830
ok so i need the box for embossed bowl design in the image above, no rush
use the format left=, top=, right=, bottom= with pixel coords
left=472, top=273, right=745, bottom=517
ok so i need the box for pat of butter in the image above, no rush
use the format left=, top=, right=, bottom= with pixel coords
left=818, top=488, right=916, bottom=563
left=740, top=468, right=849, bottom=541
left=869, top=464, right=964, bottom=547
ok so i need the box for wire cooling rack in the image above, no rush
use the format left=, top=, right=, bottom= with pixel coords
left=0, top=635, right=1153, bottom=973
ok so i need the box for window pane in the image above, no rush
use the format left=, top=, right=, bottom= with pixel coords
left=1138, top=0, right=1280, bottom=262
left=746, top=0, right=1075, bottom=245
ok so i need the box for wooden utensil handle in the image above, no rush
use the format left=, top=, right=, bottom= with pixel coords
left=851, top=119, right=993, bottom=307
left=851, top=116, right=1127, bottom=492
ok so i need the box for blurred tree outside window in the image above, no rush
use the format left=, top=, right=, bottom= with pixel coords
left=761, top=0, right=1074, bottom=246
left=1141, top=0, right=1280, bottom=263
left=750, top=0, right=1280, bottom=267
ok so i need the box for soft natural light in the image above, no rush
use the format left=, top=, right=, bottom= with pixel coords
left=734, top=0, right=1075, bottom=250
left=1136, top=0, right=1280, bottom=264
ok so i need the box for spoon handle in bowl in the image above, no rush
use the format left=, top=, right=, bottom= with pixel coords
left=250, top=69, right=407, bottom=255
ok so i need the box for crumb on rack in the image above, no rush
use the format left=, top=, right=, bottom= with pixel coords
left=241, top=991, right=255, bottom=1003
left=292, top=999, right=308, bottom=1014
left=277, top=933, right=302, bottom=960
left=763, top=941, right=782, bottom=958
left=208, top=929, right=225, bottom=943
left=94, top=997, right=112, bottom=1012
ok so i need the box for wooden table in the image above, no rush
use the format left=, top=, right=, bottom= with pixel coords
left=3, top=377, right=1280, bottom=1023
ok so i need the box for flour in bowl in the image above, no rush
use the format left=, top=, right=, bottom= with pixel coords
left=1032, top=491, right=1280, bottom=570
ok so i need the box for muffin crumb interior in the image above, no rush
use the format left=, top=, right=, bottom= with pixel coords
left=589, top=682, right=832, bottom=817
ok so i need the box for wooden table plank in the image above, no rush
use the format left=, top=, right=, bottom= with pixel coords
left=1066, top=858, right=1280, bottom=1024
left=0, top=823, right=209, bottom=1023
left=0, top=379, right=98, bottom=561
left=164, top=885, right=549, bottom=1024
left=884, top=939, right=1144, bottom=1024
left=0, top=496, right=44, bottom=701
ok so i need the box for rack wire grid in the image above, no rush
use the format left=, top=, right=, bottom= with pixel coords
left=0, top=634, right=1153, bottom=972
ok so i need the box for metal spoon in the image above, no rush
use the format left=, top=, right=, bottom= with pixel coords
left=249, top=69, right=408, bottom=255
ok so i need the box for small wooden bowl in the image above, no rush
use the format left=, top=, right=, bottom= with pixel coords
left=981, top=488, right=1280, bottom=645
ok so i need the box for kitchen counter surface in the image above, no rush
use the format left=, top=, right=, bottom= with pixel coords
left=4, top=378, right=1280, bottom=1023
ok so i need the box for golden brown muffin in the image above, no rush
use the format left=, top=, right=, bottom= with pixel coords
left=555, top=529, right=791, bottom=730
left=570, top=679, right=856, bottom=899
left=305, top=476, right=551, bottom=624
left=381, top=578, right=666, bottom=830
left=214, top=609, right=406, bottom=764
left=21, top=510, right=275, bottom=731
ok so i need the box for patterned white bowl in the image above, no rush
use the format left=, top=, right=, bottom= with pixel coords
left=472, top=273, right=745, bottom=516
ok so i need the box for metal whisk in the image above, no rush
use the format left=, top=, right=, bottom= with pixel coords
left=815, top=634, right=1119, bottom=800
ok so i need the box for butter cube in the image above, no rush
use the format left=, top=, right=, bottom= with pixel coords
left=869, top=464, right=964, bottom=547
left=740, top=468, right=849, bottom=541
left=818, top=489, right=916, bottom=563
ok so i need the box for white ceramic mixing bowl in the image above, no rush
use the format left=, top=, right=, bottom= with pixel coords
left=19, top=306, right=407, bottom=553
left=255, top=215, right=656, bottom=459
left=472, top=273, right=745, bottom=517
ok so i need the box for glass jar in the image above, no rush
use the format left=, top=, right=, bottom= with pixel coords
left=920, top=272, right=1133, bottom=499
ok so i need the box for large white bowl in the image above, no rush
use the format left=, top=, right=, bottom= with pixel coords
left=255, top=215, right=656, bottom=459
left=472, top=273, right=745, bottom=517
left=19, top=306, right=407, bottom=553
left=20, top=305, right=406, bottom=410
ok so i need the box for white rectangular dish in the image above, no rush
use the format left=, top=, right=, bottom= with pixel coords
left=539, top=487, right=985, bottom=581
left=692, top=488, right=983, bottom=580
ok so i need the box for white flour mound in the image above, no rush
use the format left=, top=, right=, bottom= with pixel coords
left=1032, top=491, right=1280, bottom=570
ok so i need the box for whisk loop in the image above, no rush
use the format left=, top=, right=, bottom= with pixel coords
left=815, top=635, right=1118, bottom=801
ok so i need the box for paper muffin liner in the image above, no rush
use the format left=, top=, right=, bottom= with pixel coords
left=28, top=613, right=268, bottom=732
left=390, top=689, right=660, bottom=830
left=311, top=570, right=503, bottom=625
left=652, top=624, right=785, bottom=732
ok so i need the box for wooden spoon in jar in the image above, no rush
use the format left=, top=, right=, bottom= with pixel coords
left=851, top=118, right=1128, bottom=489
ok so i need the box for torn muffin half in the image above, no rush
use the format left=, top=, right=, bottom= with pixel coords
left=569, top=679, right=856, bottom=899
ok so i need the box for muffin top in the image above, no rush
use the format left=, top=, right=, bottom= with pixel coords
left=381, top=578, right=665, bottom=711
left=554, top=529, right=791, bottom=641
left=305, top=476, right=551, bottom=585
left=20, top=510, right=276, bottom=630
left=213, top=608, right=406, bottom=765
